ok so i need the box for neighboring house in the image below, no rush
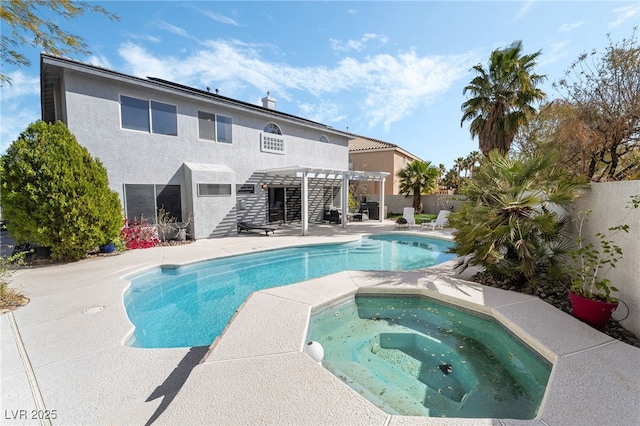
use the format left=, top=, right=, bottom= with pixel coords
left=40, top=54, right=387, bottom=238
left=349, top=136, right=423, bottom=195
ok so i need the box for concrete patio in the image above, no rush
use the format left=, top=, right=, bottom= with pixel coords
left=1, top=221, right=639, bottom=425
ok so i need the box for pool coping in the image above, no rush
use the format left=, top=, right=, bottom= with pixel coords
left=200, top=265, right=639, bottom=425
left=2, top=224, right=639, bottom=425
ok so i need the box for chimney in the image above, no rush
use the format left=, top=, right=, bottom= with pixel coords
left=261, top=91, right=276, bottom=110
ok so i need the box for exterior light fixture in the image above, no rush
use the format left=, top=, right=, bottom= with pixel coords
left=304, top=341, right=324, bottom=364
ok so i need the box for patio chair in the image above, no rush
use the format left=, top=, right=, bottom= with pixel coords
left=237, top=221, right=276, bottom=235
left=329, top=209, right=341, bottom=224
left=402, top=207, right=415, bottom=228
left=421, top=210, right=450, bottom=231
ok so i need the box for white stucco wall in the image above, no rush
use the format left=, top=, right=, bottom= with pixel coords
left=57, top=65, right=350, bottom=237
left=572, top=181, right=640, bottom=336
left=381, top=194, right=462, bottom=216
left=384, top=183, right=640, bottom=335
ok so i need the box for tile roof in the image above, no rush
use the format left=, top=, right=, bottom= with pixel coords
left=348, top=137, right=398, bottom=151
left=348, top=135, right=422, bottom=161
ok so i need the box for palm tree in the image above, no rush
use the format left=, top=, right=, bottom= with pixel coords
left=448, top=150, right=586, bottom=287
left=467, top=151, right=483, bottom=177
left=397, top=160, right=440, bottom=213
left=437, top=163, right=447, bottom=185
left=454, top=157, right=465, bottom=178
left=461, top=41, right=546, bottom=157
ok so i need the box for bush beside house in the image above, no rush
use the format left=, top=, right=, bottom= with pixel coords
left=0, top=121, right=123, bottom=261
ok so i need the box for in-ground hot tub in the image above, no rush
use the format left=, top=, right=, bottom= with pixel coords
left=307, top=294, right=552, bottom=419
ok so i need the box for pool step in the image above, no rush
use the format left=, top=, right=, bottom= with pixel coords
left=327, top=360, right=431, bottom=416
left=353, top=241, right=382, bottom=252
left=376, top=332, right=476, bottom=401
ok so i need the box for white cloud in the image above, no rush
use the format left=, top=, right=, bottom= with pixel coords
left=87, top=53, right=113, bottom=69
left=127, top=33, right=161, bottom=44
left=298, top=101, right=348, bottom=125
left=511, top=0, right=535, bottom=23
left=157, top=20, right=189, bottom=38
left=119, top=42, right=179, bottom=79
left=0, top=71, right=40, bottom=100
left=330, top=33, right=389, bottom=52
left=558, top=21, right=584, bottom=32
left=0, top=71, right=41, bottom=152
left=610, top=4, right=640, bottom=27
left=538, top=40, right=567, bottom=69
left=335, top=50, right=473, bottom=130
left=201, top=10, right=241, bottom=27
left=117, top=40, right=476, bottom=132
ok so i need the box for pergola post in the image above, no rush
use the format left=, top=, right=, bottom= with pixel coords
left=379, top=177, right=385, bottom=222
left=341, top=173, right=349, bottom=229
left=301, top=171, right=309, bottom=236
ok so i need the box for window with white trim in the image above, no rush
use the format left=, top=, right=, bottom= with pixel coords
left=261, top=122, right=284, bottom=154
left=124, top=184, right=182, bottom=222
left=319, top=135, right=329, bottom=143
left=198, top=183, right=232, bottom=196
left=120, top=95, right=177, bottom=136
left=198, top=111, right=233, bottom=143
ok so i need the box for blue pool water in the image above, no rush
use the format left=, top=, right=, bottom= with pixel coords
left=124, top=235, right=455, bottom=348
left=307, top=295, right=551, bottom=418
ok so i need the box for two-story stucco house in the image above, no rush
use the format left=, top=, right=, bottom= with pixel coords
left=40, top=54, right=387, bottom=238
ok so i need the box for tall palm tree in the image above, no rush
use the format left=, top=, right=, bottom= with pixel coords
left=468, top=151, right=483, bottom=177
left=397, top=160, right=440, bottom=214
left=438, top=163, right=447, bottom=184
left=454, top=157, right=465, bottom=178
left=461, top=40, right=546, bottom=156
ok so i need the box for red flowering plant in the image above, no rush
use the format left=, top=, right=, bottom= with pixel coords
left=120, top=216, right=159, bottom=250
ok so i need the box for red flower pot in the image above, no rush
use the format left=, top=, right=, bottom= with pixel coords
left=569, top=291, right=618, bottom=330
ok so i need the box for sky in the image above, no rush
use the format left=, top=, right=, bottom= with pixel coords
left=1, top=1, right=639, bottom=169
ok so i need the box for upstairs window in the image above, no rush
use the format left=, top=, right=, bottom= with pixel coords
left=198, top=111, right=233, bottom=143
left=264, top=123, right=282, bottom=135
left=261, top=122, right=284, bottom=154
left=151, top=101, right=177, bottom=136
left=121, top=95, right=177, bottom=136
left=319, top=135, right=329, bottom=143
left=216, top=115, right=233, bottom=143
left=121, top=96, right=149, bottom=132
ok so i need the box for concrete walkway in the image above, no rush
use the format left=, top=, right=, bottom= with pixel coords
left=1, top=221, right=639, bottom=425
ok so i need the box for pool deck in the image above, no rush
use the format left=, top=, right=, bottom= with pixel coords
left=1, top=221, right=639, bottom=425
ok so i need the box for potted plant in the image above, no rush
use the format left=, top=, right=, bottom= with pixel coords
left=156, top=208, right=179, bottom=241
left=175, top=214, right=193, bottom=242
left=564, top=195, right=639, bottom=329
left=99, top=242, right=116, bottom=253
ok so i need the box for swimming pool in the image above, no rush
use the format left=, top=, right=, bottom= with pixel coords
left=124, top=234, right=455, bottom=348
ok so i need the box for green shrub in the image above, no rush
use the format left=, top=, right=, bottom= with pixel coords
left=449, top=150, right=586, bottom=288
left=0, top=121, right=123, bottom=261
